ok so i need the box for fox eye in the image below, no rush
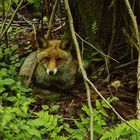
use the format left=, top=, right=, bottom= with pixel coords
left=44, top=57, right=50, bottom=61
left=56, top=57, right=63, bottom=61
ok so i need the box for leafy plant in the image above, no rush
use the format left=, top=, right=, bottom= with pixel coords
left=100, top=120, right=140, bottom=140
left=92, top=21, right=97, bottom=34
left=0, top=66, right=67, bottom=139
left=65, top=96, right=118, bottom=140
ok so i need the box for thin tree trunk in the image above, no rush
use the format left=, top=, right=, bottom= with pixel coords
left=137, top=54, right=140, bottom=119
left=124, top=0, right=140, bottom=119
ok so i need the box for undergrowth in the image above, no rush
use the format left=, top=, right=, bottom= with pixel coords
left=0, top=53, right=140, bottom=139
left=0, top=16, right=140, bottom=140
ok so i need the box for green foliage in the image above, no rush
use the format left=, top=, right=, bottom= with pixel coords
left=0, top=61, right=139, bottom=140
left=100, top=120, right=140, bottom=140
left=92, top=21, right=97, bottom=34
left=65, top=97, right=118, bottom=140
left=83, top=51, right=102, bottom=69
left=0, top=14, right=139, bottom=139
left=0, top=66, right=65, bottom=139
left=83, top=19, right=103, bottom=68
left=27, top=0, right=40, bottom=4
left=81, top=20, right=102, bottom=68
left=0, top=42, right=66, bottom=139
left=60, top=32, right=70, bottom=40
left=11, top=0, right=19, bottom=4
left=0, top=0, right=9, bottom=12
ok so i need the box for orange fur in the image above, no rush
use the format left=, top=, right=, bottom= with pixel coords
left=34, top=40, right=77, bottom=90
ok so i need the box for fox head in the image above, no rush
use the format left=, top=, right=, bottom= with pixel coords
left=37, top=39, right=72, bottom=76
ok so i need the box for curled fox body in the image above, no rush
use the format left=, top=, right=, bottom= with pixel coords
left=19, top=39, right=77, bottom=90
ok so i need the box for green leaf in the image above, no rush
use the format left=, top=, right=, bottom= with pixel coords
left=93, top=58, right=102, bottom=62
left=2, top=78, right=15, bottom=85
left=0, top=87, right=6, bottom=93
left=131, top=134, right=140, bottom=140
left=41, top=105, right=49, bottom=111
left=52, top=136, right=68, bottom=140
left=81, top=105, right=90, bottom=116
left=27, top=118, right=47, bottom=127
left=0, top=69, right=7, bottom=76
left=50, top=105, right=60, bottom=112
left=27, top=128, right=41, bottom=138
left=1, top=114, right=12, bottom=127
left=7, top=96, right=17, bottom=102
left=92, top=21, right=97, bottom=34
left=11, top=45, right=18, bottom=51
left=11, top=0, right=19, bottom=4
left=82, top=59, right=90, bottom=69
left=0, top=105, right=4, bottom=113
left=95, top=100, right=101, bottom=109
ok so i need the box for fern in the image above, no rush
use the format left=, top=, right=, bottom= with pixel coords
left=100, top=120, right=140, bottom=140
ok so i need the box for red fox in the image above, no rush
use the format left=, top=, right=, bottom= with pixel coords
left=19, top=39, right=77, bottom=90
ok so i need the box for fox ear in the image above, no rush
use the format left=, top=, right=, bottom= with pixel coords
left=36, top=37, right=48, bottom=48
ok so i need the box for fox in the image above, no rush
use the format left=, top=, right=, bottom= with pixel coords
left=19, top=39, right=77, bottom=90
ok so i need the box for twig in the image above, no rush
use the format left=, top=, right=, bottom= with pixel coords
left=16, top=13, right=37, bottom=41
left=115, top=59, right=137, bottom=69
left=108, top=0, right=116, bottom=9
left=0, top=0, right=24, bottom=40
left=0, top=0, right=12, bottom=34
left=45, top=0, right=58, bottom=40
left=76, top=32, right=119, bottom=63
left=86, top=77, right=140, bottom=133
left=63, top=0, right=94, bottom=139
left=124, top=0, right=140, bottom=120
left=122, top=28, right=139, bottom=51
left=52, top=22, right=65, bottom=32
left=64, top=0, right=140, bottom=134
left=124, top=0, right=140, bottom=47
left=2, top=0, right=8, bottom=48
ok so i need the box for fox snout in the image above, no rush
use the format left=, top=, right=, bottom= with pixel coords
left=47, top=68, right=57, bottom=75
left=44, top=59, right=58, bottom=75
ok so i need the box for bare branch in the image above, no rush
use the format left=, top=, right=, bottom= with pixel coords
left=76, top=32, right=119, bottom=63
left=124, top=0, right=140, bottom=48
left=63, top=0, right=94, bottom=139
left=64, top=0, right=140, bottom=135
left=86, top=77, right=140, bottom=133
left=45, top=0, right=58, bottom=40
left=0, top=0, right=12, bottom=34
left=124, top=0, right=140, bottom=120
left=1, top=0, right=8, bottom=47
left=0, top=0, right=24, bottom=40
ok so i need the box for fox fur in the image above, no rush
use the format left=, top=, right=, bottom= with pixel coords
left=19, top=39, right=77, bottom=90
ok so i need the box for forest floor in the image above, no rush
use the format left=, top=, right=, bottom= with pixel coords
left=31, top=58, right=137, bottom=120
left=13, top=14, right=138, bottom=122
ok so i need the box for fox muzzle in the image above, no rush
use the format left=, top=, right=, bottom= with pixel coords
left=47, top=68, right=57, bottom=75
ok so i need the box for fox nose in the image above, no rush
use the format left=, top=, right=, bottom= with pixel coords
left=47, top=68, right=57, bottom=75
left=48, top=70, right=55, bottom=75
